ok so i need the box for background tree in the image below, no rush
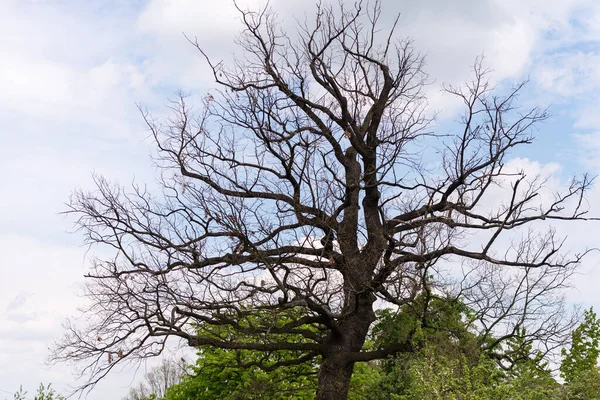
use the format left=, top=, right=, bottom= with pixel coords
left=560, top=308, right=600, bottom=399
left=10, top=384, right=65, bottom=400
left=161, top=344, right=317, bottom=400
left=162, top=308, right=319, bottom=400
left=148, top=297, right=567, bottom=400
left=123, top=358, right=186, bottom=400
left=52, top=1, right=596, bottom=399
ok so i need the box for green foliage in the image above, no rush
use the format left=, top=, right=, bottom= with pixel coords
left=386, top=349, right=506, bottom=399
left=347, top=362, right=381, bottom=400
left=561, top=308, right=600, bottom=381
left=502, top=333, right=560, bottom=400
left=162, top=345, right=316, bottom=400
left=356, top=297, right=563, bottom=400
left=155, top=304, right=600, bottom=400
left=163, top=307, right=320, bottom=400
left=11, top=384, right=65, bottom=400
left=162, top=347, right=382, bottom=400
left=560, top=307, right=600, bottom=399
left=365, top=341, right=559, bottom=400
left=368, top=296, right=482, bottom=395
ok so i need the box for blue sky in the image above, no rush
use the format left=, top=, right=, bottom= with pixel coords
left=2, top=0, right=600, bottom=398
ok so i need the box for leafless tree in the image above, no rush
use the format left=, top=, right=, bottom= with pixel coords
left=122, top=358, right=185, bottom=400
left=52, top=2, right=597, bottom=399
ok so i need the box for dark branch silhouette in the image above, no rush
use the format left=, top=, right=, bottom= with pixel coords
left=51, top=2, right=597, bottom=399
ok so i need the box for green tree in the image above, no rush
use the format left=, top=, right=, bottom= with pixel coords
left=163, top=345, right=317, bottom=400
left=11, top=384, right=65, bottom=400
left=150, top=306, right=600, bottom=400
left=162, top=308, right=319, bottom=400
left=161, top=297, right=562, bottom=400
left=366, top=297, right=483, bottom=398
left=501, top=333, right=560, bottom=400
left=365, top=298, right=561, bottom=400
left=560, top=308, right=600, bottom=399
left=161, top=347, right=378, bottom=400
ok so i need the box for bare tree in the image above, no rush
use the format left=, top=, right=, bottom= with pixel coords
left=52, top=2, right=597, bottom=399
left=123, top=358, right=185, bottom=400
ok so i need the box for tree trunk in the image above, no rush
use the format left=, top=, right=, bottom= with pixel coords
left=315, top=355, right=355, bottom=400
left=315, top=296, right=375, bottom=400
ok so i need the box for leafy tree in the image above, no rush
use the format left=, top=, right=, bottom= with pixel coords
left=364, top=299, right=558, bottom=399
left=162, top=308, right=320, bottom=400
left=11, top=384, right=65, bottom=400
left=366, top=331, right=561, bottom=400
left=160, top=346, right=376, bottom=400
left=366, top=297, right=480, bottom=397
left=162, top=345, right=316, bottom=400
left=146, top=306, right=600, bottom=400
left=160, top=298, right=561, bottom=400
left=53, top=1, right=595, bottom=398
left=501, top=333, right=560, bottom=400
left=560, top=308, right=600, bottom=399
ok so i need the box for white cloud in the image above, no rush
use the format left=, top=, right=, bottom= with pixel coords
left=0, top=235, right=84, bottom=396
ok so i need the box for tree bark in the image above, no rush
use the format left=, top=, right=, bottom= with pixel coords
left=316, top=354, right=355, bottom=400
left=316, top=294, right=375, bottom=400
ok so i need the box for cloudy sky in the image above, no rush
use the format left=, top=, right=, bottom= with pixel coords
left=2, top=0, right=600, bottom=398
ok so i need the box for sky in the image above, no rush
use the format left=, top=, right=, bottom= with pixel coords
left=2, top=0, right=600, bottom=398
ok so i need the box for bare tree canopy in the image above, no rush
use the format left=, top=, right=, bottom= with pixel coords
left=122, top=358, right=185, bottom=400
left=52, top=1, right=597, bottom=399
